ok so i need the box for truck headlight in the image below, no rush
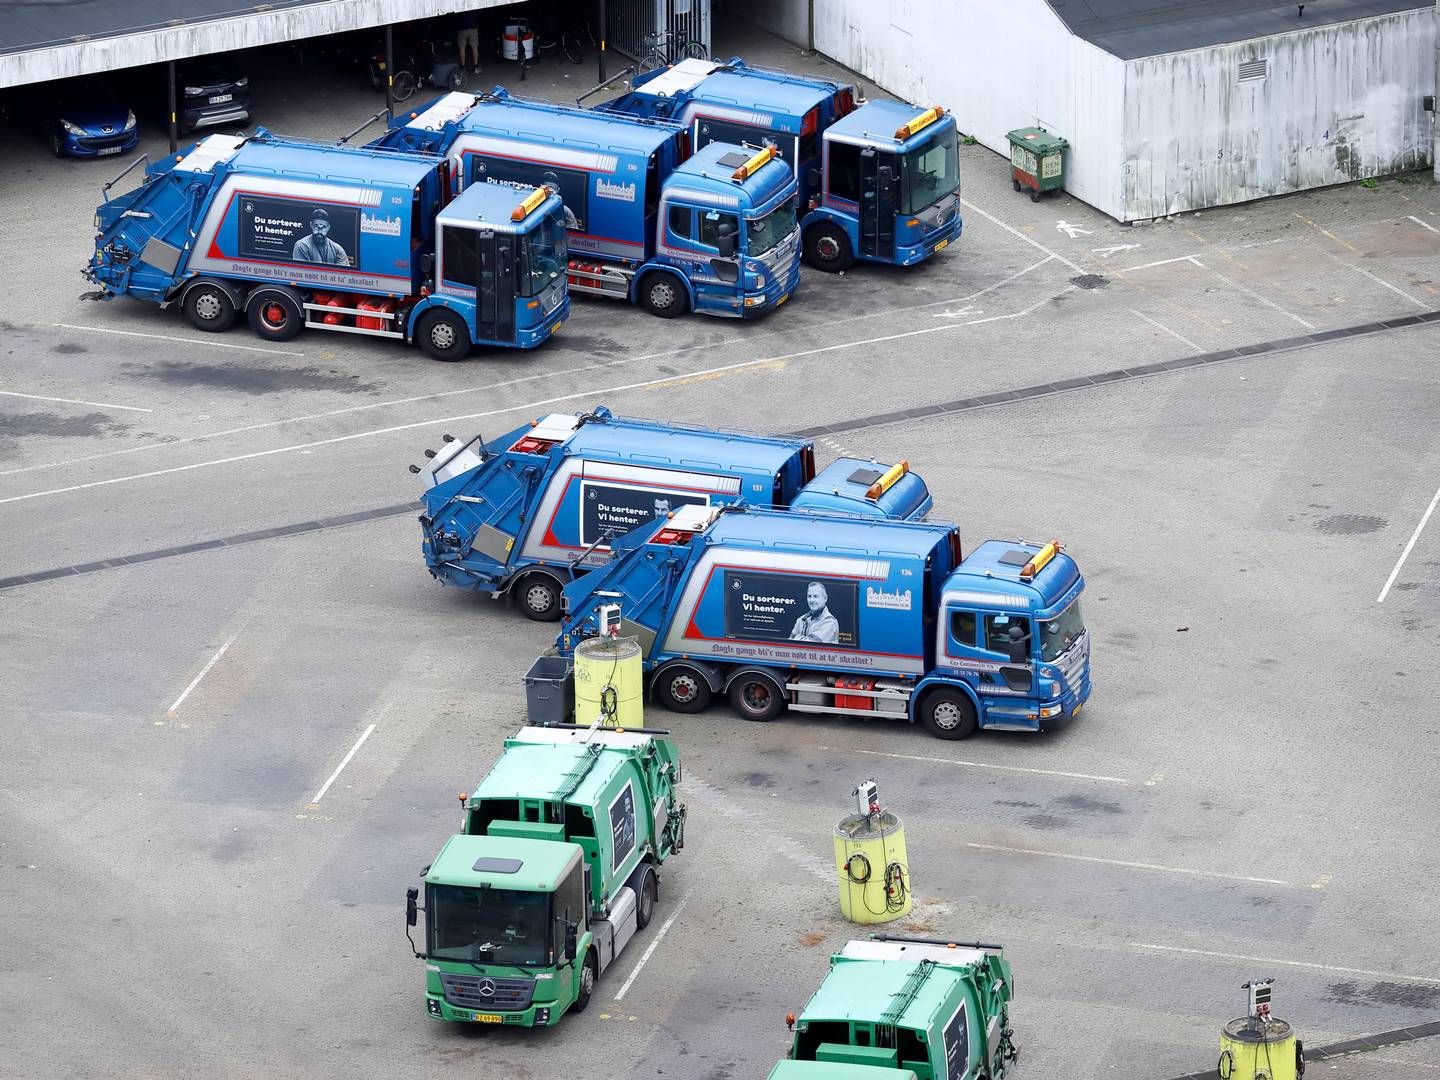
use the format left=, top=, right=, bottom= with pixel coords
left=61, top=119, right=86, bottom=136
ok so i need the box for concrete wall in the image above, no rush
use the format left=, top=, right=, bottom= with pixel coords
left=805, top=0, right=1127, bottom=217
left=1122, top=9, right=1437, bottom=220
left=0, top=0, right=511, bottom=89
left=728, top=0, right=809, bottom=50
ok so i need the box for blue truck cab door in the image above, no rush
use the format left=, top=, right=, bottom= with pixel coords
left=942, top=606, right=1039, bottom=730
left=437, top=220, right=518, bottom=346
left=859, top=148, right=898, bottom=262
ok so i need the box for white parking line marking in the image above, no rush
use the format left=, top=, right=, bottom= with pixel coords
left=839, top=747, right=1133, bottom=784
left=309, top=723, right=377, bottom=807
left=1377, top=482, right=1440, bottom=602
left=1131, top=943, right=1440, bottom=985
left=1118, top=255, right=1205, bottom=273
left=0, top=390, right=154, bottom=414
left=1205, top=268, right=1316, bottom=330
left=755, top=287, right=1073, bottom=366
left=961, top=199, right=1084, bottom=272
left=1128, top=308, right=1204, bottom=353
left=1315, top=249, right=1430, bottom=309
left=9, top=260, right=1060, bottom=481
left=968, top=843, right=1291, bottom=885
left=614, top=888, right=693, bottom=1001
left=1409, top=215, right=1440, bottom=236
left=54, top=323, right=306, bottom=357
left=166, top=635, right=235, bottom=714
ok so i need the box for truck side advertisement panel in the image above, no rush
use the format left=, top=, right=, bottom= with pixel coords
left=448, top=133, right=645, bottom=262
left=661, top=549, right=927, bottom=674
left=518, top=460, right=742, bottom=566
left=189, top=176, right=415, bottom=293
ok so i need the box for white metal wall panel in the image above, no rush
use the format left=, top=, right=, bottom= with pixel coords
left=1121, top=9, right=1436, bottom=221
left=806, top=0, right=1128, bottom=218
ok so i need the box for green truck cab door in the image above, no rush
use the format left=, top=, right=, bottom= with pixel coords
left=859, top=148, right=897, bottom=261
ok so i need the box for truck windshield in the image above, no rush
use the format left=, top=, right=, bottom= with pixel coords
left=518, top=210, right=568, bottom=298
left=427, top=884, right=551, bottom=966
left=900, top=127, right=960, bottom=214
left=1039, top=600, right=1086, bottom=662
left=747, top=195, right=798, bottom=257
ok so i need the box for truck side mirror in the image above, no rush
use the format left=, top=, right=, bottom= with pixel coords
left=406, top=887, right=419, bottom=927
left=420, top=253, right=434, bottom=275
left=806, top=168, right=821, bottom=191
left=564, top=920, right=578, bottom=961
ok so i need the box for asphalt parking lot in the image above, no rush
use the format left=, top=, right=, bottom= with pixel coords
left=2, top=22, right=1439, bottom=1080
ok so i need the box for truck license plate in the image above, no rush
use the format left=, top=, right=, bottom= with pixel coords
left=97, top=146, right=123, bottom=156
left=934, top=238, right=949, bottom=252
left=472, top=1013, right=503, bottom=1024
left=210, top=93, right=232, bottom=104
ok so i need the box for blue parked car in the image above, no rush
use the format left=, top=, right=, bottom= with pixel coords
left=42, top=79, right=138, bottom=158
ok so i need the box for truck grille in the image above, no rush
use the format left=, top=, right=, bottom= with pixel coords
left=439, top=973, right=535, bottom=1011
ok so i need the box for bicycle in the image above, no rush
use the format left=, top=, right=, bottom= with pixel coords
left=637, top=29, right=708, bottom=73
left=391, top=41, right=468, bottom=102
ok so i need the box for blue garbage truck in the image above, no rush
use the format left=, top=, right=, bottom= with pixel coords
left=556, top=505, right=1091, bottom=738
left=411, top=405, right=932, bottom=620
left=598, top=59, right=962, bottom=272
left=84, top=130, right=570, bottom=360
left=371, top=90, right=801, bottom=318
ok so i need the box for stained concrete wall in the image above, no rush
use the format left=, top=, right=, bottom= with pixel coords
left=1122, top=9, right=1438, bottom=220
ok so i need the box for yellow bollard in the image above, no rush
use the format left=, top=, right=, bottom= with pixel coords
left=573, top=636, right=643, bottom=727
left=833, top=810, right=912, bottom=925
left=1218, top=980, right=1301, bottom=1080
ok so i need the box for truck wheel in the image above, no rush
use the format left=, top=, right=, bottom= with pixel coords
left=635, top=866, right=657, bottom=929
left=729, top=674, right=785, bottom=722
left=655, top=666, right=711, bottom=713
left=248, top=290, right=304, bottom=342
left=572, top=952, right=597, bottom=1014
left=417, top=309, right=471, bottom=362
left=515, top=574, right=561, bottom=622
left=921, top=689, right=979, bottom=740
left=182, top=283, right=237, bottom=333
left=638, top=272, right=687, bottom=318
left=803, top=223, right=854, bottom=273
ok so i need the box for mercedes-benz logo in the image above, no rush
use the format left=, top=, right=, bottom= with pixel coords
left=477, top=978, right=496, bottom=997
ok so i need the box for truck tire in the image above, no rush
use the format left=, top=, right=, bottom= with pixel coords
left=572, top=952, right=597, bottom=1013
left=416, top=309, right=471, bottom=362
left=515, top=573, right=562, bottom=622
left=921, top=688, right=979, bottom=740
left=729, top=673, right=785, bottom=722
left=655, top=666, right=711, bottom=713
left=638, top=272, right=687, bottom=318
left=635, top=865, right=657, bottom=929
left=248, top=289, right=304, bottom=342
left=804, top=223, right=854, bottom=273
left=182, top=282, right=238, bottom=333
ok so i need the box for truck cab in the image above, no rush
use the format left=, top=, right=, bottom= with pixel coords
left=781, top=937, right=1017, bottom=1080
left=657, top=141, right=801, bottom=318
left=789, top=458, right=932, bottom=521
left=927, top=539, right=1091, bottom=735
left=599, top=59, right=960, bottom=272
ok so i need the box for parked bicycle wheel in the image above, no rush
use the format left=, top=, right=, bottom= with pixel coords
left=639, top=46, right=669, bottom=72
left=679, top=40, right=709, bottom=60
left=392, top=69, right=417, bottom=101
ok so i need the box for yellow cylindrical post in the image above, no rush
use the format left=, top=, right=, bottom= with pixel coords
left=1218, top=1017, right=1300, bottom=1080
left=573, top=636, right=643, bottom=727
left=833, top=811, right=912, bottom=925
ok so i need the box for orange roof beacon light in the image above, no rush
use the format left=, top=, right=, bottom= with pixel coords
left=732, top=144, right=776, bottom=181
left=865, top=460, right=910, bottom=500
left=894, top=106, right=945, bottom=141
left=512, top=187, right=548, bottom=221
left=1019, top=540, right=1062, bottom=581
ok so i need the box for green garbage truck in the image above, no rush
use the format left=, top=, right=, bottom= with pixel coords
left=405, top=723, right=686, bottom=1026
left=772, top=935, right=1018, bottom=1079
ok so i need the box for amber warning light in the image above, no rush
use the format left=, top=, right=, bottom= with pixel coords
left=732, top=144, right=776, bottom=180
left=894, top=106, right=944, bottom=140
left=1019, top=540, right=1062, bottom=580
left=512, top=187, right=549, bottom=221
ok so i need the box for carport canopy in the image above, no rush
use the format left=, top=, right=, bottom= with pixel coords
left=0, top=0, right=512, bottom=89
